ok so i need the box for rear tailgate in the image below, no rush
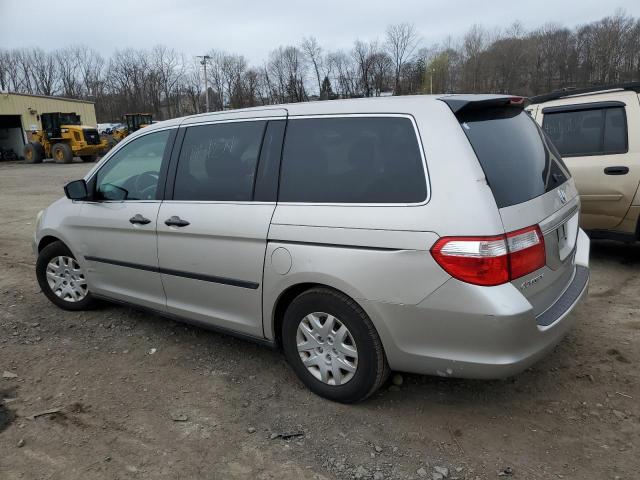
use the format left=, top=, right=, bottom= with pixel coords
left=443, top=95, right=580, bottom=315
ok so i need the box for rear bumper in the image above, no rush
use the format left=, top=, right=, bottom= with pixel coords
left=362, top=229, right=590, bottom=379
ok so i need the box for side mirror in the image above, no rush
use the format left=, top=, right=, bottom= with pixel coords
left=64, top=179, right=88, bottom=200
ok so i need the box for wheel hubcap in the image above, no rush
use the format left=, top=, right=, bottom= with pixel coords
left=46, top=256, right=87, bottom=302
left=296, top=312, right=358, bottom=386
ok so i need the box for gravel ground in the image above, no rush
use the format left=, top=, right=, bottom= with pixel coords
left=0, top=160, right=638, bottom=480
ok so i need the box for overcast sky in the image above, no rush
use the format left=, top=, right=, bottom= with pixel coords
left=1, top=0, right=639, bottom=64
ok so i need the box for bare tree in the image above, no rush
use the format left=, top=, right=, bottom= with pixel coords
left=352, top=40, right=376, bottom=97
left=56, top=47, right=81, bottom=97
left=461, top=25, right=486, bottom=91
left=385, top=23, right=420, bottom=94
left=2, top=12, right=640, bottom=121
left=327, top=50, right=357, bottom=98
left=301, top=36, right=325, bottom=95
left=0, top=50, right=19, bottom=91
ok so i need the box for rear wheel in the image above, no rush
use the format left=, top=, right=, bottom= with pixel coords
left=51, top=143, right=73, bottom=164
left=282, top=288, right=389, bottom=403
left=24, top=142, right=43, bottom=163
left=36, top=241, right=95, bottom=311
left=80, top=155, right=98, bottom=162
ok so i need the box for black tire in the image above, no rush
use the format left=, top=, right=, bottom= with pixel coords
left=282, top=287, right=390, bottom=403
left=80, top=155, right=98, bottom=162
left=51, top=142, right=73, bottom=164
left=24, top=142, right=43, bottom=163
left=36, top=241, right=95, bottom=311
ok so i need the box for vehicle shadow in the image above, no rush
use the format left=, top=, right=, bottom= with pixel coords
left=589, top=238, right=640, bottom=266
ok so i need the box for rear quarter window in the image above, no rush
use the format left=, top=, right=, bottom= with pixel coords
left=278, top=116, right=427, bottom=204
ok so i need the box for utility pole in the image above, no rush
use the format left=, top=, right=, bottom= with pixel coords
left=430, top=68, right=434, bottom=95
left=197, top=55, right=211, bottom=112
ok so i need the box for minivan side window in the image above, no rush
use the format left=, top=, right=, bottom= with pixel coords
left=173, top=121, right=266, bottom=201
left=95, top=130, right=171, bottom=201
left=279, top=117, right=427, bottom=203
left=542, top=107, right=628, bottom=157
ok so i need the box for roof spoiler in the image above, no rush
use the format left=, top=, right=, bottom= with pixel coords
left=439, top=96, right=528, bottom=115
left=529, top=81, right=640, bottom=104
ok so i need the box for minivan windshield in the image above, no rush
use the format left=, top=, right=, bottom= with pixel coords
left=458, top=107, right=570, bottom=208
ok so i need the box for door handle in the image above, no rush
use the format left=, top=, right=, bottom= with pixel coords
left=604, top=166, right=629, bottom=175
left=164, top=216, right=190, bottom=227
left=129, top=214, right=151, bottom=225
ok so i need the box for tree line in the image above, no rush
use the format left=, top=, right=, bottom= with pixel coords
left=0, top=10, right=638, bottom=123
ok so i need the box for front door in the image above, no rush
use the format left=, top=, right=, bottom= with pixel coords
left=157, top=117, right=285, bottom=338
left=79, top=129, right=174, bottom=310
left=541, top=102, right=640, bottom=230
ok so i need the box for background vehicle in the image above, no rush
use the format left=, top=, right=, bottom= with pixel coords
left=112, top=113, right=153, bottom=142
left=98, top=123, right=119, bottom=135
left=34, top=95, right=589, bottom=403
left=528, top=82, right=640, bottom=242
left=23, top=112, right=108, bottom=164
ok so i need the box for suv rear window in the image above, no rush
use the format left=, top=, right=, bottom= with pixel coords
left=278, top=117, right=427, bottom=203
left=542, top=106, right=628, bottom=157
left=458, top=107, right=570, bottom=208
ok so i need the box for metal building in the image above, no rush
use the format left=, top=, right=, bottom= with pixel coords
left=0, top=92, right=98, bottom=159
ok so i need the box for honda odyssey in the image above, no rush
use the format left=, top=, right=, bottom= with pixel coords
left=34, top=94, right=590, bottom=403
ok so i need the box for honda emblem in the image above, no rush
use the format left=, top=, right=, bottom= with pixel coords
left=558, top=188, right=567, bottom=204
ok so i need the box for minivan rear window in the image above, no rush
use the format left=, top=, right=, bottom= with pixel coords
left=278, top=117, right=427, bottom=204
left=458, top=108, right=570, bottom=209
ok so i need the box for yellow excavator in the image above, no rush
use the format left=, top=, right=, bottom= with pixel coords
left=24, top=112, right=108, bottom=164
left=112, top=113, right=153, bottom=142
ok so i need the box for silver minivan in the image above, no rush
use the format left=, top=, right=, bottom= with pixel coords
left=34, top=95, right=590, bottom=403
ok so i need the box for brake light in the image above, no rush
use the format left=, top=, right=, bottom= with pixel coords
left=506, top=226, right=545, bottom=279
left=431, top=225, right=545, bottom=286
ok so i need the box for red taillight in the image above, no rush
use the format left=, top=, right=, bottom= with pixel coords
left=431, top=235, right=509, bottom=286
left=431, top=225, right=545, bottom=287
left=506, top=225, right=545, bottom=279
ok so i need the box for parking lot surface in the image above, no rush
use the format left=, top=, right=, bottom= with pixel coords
left=0, top=160, right=638, bottom=480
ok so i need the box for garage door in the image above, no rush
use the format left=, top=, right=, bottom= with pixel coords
left=0, top=115, right=25, bottom=160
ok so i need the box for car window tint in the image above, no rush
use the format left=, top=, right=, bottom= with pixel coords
left=279, top=117, right=426, bottom=203
left=459, top=108, right=570, bottom=208
left=542, top=107, right=627, bottom=156
left=173, top=121, right=266, bottom=201
left=96, top=130, right=170, bottom=201
left=603, top=108, right=627, bottom=153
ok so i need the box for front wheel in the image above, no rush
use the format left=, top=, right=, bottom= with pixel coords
left=51, top=143, right=73, bottom=164
left=36, top=241, right=95, bottom=311
left=282, top=288, right=389, bottom=403
left=24, top=142, right=43, bottom=163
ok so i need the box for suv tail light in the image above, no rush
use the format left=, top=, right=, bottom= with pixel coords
left=431, top=225, right=545, bottom=286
